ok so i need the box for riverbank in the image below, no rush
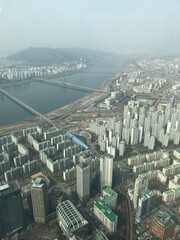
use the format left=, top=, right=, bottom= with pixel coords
left=0, top=72, right=114, bottom=135
left=0, top=54, right=132, bottom=134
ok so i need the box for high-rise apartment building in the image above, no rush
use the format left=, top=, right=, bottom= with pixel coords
left=119, top=141, right=125, bottom=156
left=100, top=156, right=113, bottom=189
left=31, top=177, right=49, bottom=223
left=0, top=180, right=24, bottom=238
left=133, top=176, right=149, bottom=209
left=76, top=162, right=90, bottom=202
left=131, top=127, right=139, bottom=145
left=136, top=189, right=157, bottom=222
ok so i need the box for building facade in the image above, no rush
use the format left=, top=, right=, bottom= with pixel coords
left=94, top=199, right=118, bottom=232
left=133, top=176, right=149, bottom=209
left=0, top=180, right=24, bottom=238
left=31, top=177, right=49, bottom=223
left=136, top=189, right=157, bottom=222
left=56, top=200, right=89, bottom=238
left=150, top=211, right=175, bottom=240
left=100, top=156, right=113, bottom=189
left=76, top=162, right=90, bottom=202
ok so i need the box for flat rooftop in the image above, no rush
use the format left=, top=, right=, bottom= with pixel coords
left=102, top=187, right=118, bottom=203
left=154, top=211, right=174, bottom=229
left=77, top=161, right=89, bottom=169
left=174, top=148, right=180, bottom=153
left=0, top=180, right=20, bottom=196
left=95, top=199, right=117, bottom=223
left=92, top=231, right=108, bottom=240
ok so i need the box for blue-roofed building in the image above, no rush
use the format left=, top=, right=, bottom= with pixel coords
left=67, top=132, right=89, bottom=150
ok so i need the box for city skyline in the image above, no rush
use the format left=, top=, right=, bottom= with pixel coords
left=0, top=1, right=180, bottom=239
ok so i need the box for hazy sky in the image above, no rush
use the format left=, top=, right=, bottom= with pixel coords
left=0, top=0, right=180, bottom=54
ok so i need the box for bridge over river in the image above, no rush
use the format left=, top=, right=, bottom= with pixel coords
left=37, top=79, right=110, bottom=93
left=0, top=88, right=54, bottom=127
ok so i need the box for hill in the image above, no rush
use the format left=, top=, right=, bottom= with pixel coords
left=7, top=47, right=108, bottom=66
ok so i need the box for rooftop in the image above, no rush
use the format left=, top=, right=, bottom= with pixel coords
left=77, top=161, right=89, bottom=169
left=119, top=162, right=129, bottom=170
left=44, top=127, right=59, bottom=133
left=136, top=162, right=153, bottom=168
left=102, top=187, right=118, bottom=203
left=163, top=164, right=180, bottom=170
left=94, top=199, right=118, bottom=223
left=140, top=188, right=156, bottom=200
left=174, top=224, right=180, bottom=232
left=174, top=148, right=180, bottom=153
left=34, top=177, right=43, bottom=185
left=92, top=231, right=108, bottom=240
left=164, top=189, right=175, bottom=195
left=57, top=200, right=88, bottom=233
left=154, top=211, right=174, bottom=229
left=30, top=171, right=43, bottom=179
left=158, top=171, right=166, bottom=177
left=0, top=180, right=20, bottom=196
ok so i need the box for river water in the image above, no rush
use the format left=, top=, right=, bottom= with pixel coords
left=0, top=54, right=134, bottom=126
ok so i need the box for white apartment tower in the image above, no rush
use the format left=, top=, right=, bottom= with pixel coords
left=119, top=141, right=125, bottom=156
left=148, top=136, right=155, bottom=150
left=100, top=156, right=113, bottom=189
left=131, top=127, right=139, bottom=145
left=133, top=176, right=149, bottom=209
left=76, top=162, right=90, bottom=202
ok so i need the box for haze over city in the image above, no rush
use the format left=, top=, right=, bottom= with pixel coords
left=0, top=0, right=180, bottom=54
left=1, top=1, right=180, bottom=240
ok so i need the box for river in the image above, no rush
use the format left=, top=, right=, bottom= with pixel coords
left=0, top=54, right=134, bottom=126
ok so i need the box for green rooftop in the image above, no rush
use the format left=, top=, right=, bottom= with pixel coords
left=101, top=187, right=118, bottom=204
left=158, top=171, right=166, bottom=177
left=92, top=231, right=108, bottom=240
left=136, top=162, right=153, bottom=168
left=164, top=189, right=174, bottom=195
left=139, top=170, right=161, bottom=178
left=129, top=156, right=138, bottom=160
left=34, top=177, right=43, bottom=185
left=139, top=172, right=149, bottom=177
left=103, top=187, right=117, bottom=196
left=163, top=165, right=175, bottom=170
left=174, top=224, right=180, bottom=232
left=175, top=187, right=180, bottom=192
left=95, top=199, right=117, bottom=223
left=119, top=162, right=129, bottom=170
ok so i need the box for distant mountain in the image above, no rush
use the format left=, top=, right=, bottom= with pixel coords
left=7, top=47, right=109, bottom=66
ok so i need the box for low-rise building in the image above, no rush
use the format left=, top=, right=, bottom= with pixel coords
left=56, top=200, right=88, bottom=238
left=162, top=187, right=180, bottom=203
left=92, top=231, right=109, bottom=240
left=173, top=149, right=180, bottom=160
left=150, top=211, right=175, bottom=240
